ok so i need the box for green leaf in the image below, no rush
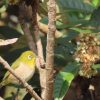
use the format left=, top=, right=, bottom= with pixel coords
left=57, top=0, right=95, bottom=13
left=92, top=64, right=100, bottom=69
left=54, top=62, right=80, bottom=100
left=70, top=27, right=92, bottom=33
left=70, top=27, right=100, bottom=33
left=91, top=7, right=100, bottom=23
left=54, top=31, right=78, bottom=67
left=40, top=17, right=48, bottom=24
left=0, top=26, right=21, bottom=39
left=92, top=0, right=100, bottom=7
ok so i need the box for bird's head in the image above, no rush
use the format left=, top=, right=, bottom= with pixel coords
left=20, top=51, right=36, bottom=69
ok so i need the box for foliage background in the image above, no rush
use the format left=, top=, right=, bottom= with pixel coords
left=0, top=0, right=100, bottom=99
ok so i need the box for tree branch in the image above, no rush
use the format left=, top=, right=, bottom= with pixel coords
left=31, top=0, right=45, bottom=67
left=18, top=1, right=46, bottom=99
left=18, top=2, right=37, bottom=54
left=38, top=21, right=62, bottom=38
left=0, top=38, right=18, bottom=46
left=0, top=56, right=42, bottom=100
left=45, top=0, right=56, bottom=99
left=37, top=14, right=63, bottom=38
left=31, top=1, right=46, bottom=99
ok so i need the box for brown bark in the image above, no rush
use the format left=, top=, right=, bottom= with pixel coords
left=30, top=1, right=46, bottom=99
left=18, top=2, right=37, bottom=54
left=45, top=0, right=56, bottom=99
left=38, top=21, right=62, bottom=38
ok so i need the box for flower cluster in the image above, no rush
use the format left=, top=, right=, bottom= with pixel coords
left=74, top=33, right=100, bottom=78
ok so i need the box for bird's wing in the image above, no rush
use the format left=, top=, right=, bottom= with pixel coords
left=3, top=58, right=20, bottom=80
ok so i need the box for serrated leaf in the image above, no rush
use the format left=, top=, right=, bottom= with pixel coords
left=54, top=62, right=80, bottom=100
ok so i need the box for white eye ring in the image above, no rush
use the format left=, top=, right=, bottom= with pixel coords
left=28, top=55, right=32, bottom=60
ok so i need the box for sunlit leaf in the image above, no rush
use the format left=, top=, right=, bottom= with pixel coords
left=54, top=62, right=80, bottom=100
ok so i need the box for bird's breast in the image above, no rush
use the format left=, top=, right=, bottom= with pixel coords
left=9, top=62, right=35, bottom=84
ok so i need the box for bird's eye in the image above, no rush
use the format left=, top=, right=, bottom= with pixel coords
left=28, top=55, right=33, bottom=60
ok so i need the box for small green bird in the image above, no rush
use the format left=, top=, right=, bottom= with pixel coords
left=0, top=51, right=36, bottom=88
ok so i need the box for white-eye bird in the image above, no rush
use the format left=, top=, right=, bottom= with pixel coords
left=0, top=50, right=36, bottom=88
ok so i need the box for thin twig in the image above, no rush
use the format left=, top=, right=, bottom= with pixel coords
left=31, top=1, right=46, bottom=99
left=0, top=38, right=18, bottom=46
left=31, top=0, right=45, bottom=67
left=18, top=2, right=37, bottom=54
left=18, top=1, right=46, bottom=99
left=0, top=56, right=42, bottom=100
left=33, top=25, right=46, bottom=99
left=45, top=0, right=56, bottom=99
